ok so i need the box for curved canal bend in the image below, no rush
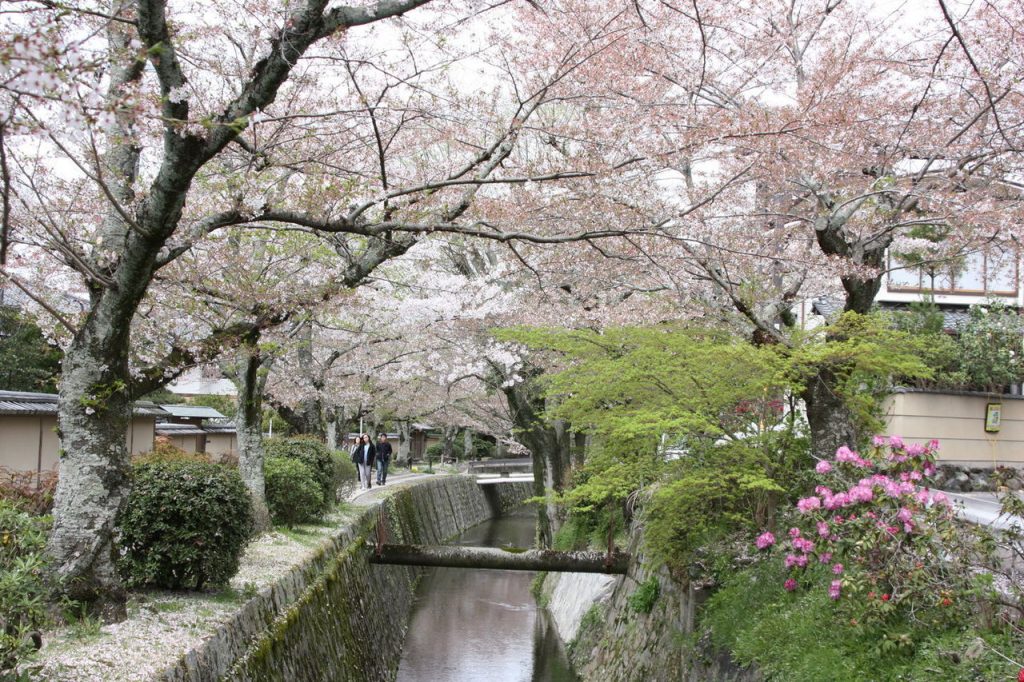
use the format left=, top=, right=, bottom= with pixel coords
left=395, top=507, right=578, bottom=682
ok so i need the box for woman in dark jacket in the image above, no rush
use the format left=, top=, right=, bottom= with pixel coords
left=350, top=433, right=377, bottom=490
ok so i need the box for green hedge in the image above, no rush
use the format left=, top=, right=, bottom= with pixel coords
left=265, top=457, right=322, bottom=527
left=264, top=437, right=334, bottom=511
left=116, top=460, right=252, bottom=590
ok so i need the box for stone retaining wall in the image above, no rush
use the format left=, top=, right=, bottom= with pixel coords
left=156, top=476, right=530, bottom=682
left=542, top=525, right=760, bottom=682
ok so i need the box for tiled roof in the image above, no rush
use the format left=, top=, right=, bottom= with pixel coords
left=161, top=404, right=227, bottom=420
left=155, top=422, right=207, bottom=437
left=0, top=390, right=166, bottom=417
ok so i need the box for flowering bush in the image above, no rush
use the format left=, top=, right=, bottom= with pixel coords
left=757, top=437, right=995, bottom=630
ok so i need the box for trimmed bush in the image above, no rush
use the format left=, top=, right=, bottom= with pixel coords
left=116, top=460, right=252, bottom=590
left=264, top=437, right=333, bottom=510
left=330, top=451, right=357, bottom=502
left=0, top=501, right=52, bottom=673
left=264, top=456, right=322, bottom=527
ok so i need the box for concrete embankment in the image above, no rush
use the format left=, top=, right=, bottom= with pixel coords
left=157, top=476, right=530, bottom=682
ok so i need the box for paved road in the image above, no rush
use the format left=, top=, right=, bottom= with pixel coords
left=943, top=490, right=1023, bottom=531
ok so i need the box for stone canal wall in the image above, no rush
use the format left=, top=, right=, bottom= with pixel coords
left=156, top=476, right=530, bottom=682
left=542, top=524, right=761, bottom=682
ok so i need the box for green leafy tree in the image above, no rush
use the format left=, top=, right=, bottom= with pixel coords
left=956, top=301, right=1024, bottom=393
left=0, top=308, right=61, bottom=392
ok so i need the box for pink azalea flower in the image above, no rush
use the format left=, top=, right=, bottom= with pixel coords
left=797, top=496, right=821, bottom=513
left=792, top=537, right=814, bottom=553
left=784, top=578, right=798, bottom=592
left=835, top=446, right=859, bottom=463
left=829, top=579, right=842, bottom=600
left=819, top=552, right=832, bottom=563
left=755, top=531, right=776, bottom=550
left=889, top=435, right=904, bottom=448
left=872, top=435, right=888, bottom=447
left=815, top=460, right=833, bottom=474
left=789, top=527, right=802, bottom=538
left=817, top=521, right=830, bottom=537
left=832, top=563, right=844, bottom=575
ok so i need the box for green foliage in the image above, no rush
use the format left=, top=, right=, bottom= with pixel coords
left=264, top=457, right=323, bottom=527
left=0, top=501, right=53, bottom=672
left=501, top=324, right=787, bottom=443
left=264, top=437, right=334, bottom=511
left=425, top=442, right=444, bottom=460
left=956, top=301, right=1024, bottom=392
left=644, top=440, right=791, bottom=568
left=893, top=299, right=1024, bottom=393
left=553, top=504, right=626, bottom=551
left=330, top=451, right=358, bottom=502
left=0, top=308, right=61, bottom=392
left=189, top=394, right=235, bottom=416
left=116, top=461, right=252, bottom=590
left=628, top=576, right=660, bottom=613
left=783, top=311, right=935, bottom=438
left=703, top=559, right=1023, bottom=681
left=892, top=301, right=965, bottom=389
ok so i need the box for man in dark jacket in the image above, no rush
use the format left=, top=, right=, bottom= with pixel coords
left=376, top=434, right=393, bottom=485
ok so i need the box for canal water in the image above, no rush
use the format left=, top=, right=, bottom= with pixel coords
left=395, top=507, right=578, bottom=682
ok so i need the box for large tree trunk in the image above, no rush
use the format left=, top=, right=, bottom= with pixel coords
left=441, top=425, right=457, bottom=462
left=45, top=5, right=148, bottom=620
left=501, top=377, right=572, bottom=549
left=802, top=366, right=859, bottom=459
left=49, top=318, right=134, bottom=621
left=396, top=420, right=411, bottom=465
left=234, top=340, right=271, bottom=532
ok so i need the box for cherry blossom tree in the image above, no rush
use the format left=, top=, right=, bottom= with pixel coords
left=513, top=0, right=1024, bottom=457
left=0, top=0, right=658, bottom=617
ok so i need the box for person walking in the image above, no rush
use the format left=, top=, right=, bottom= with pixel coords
left=376, top=433, right=393, bottom=485
left=350, top=433, right=376, bottom=490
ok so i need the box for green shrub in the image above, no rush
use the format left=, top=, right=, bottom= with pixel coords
left=0, top=501, right=52, bottom=672
left=116, top=460, right=252, bottom=590
left=425, top=443, right=444, bottom=461
left=643, top=441, right=787, bottom=569
left=330, top=451, right=357, bottom=502
left=264, top=437, right=333, bottom=510
left=264, top=457, right=322, bottom=527
left=628, top=576, right=660, bottom=613
left=703, top=559, right=1024, bottom=681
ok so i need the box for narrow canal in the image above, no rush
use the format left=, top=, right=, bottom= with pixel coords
left=395, top=506, right=578, bottom=682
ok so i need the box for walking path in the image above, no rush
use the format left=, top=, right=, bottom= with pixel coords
left=346, top=470, right=444, bottom=506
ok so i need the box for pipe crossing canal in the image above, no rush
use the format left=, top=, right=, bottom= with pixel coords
left=393, top=507, right=580, bottom=682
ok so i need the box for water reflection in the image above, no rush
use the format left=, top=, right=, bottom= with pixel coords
left=396, top=508, right=577, bottom=682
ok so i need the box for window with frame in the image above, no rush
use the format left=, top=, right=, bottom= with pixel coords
left=887, top=246, right=1018, bottom=296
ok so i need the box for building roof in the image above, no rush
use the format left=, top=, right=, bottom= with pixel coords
left=155, top=422, right=207, bottom=436
left=161, top=404, right=227, bottom=420
left=202, top=422, right=237, bottom=434
left=0, top=390, right=167, bottom=417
